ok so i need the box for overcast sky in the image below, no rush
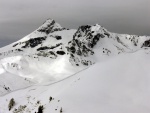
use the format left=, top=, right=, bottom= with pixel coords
left=0, top=0, right=150, bottom=47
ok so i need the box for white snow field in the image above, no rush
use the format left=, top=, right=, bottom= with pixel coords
left=0, top=19, right=150, bottom=113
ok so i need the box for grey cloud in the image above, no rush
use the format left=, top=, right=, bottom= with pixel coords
left=0, top=0, right=150, bottom=47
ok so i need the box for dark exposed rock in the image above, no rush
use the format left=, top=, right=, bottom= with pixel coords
left=68, top=25, right=99, bottom=57
left=49, top=43, right=62, bottom=49
left=8, top=98, right=15, bottom=111
left=37, top=105, right=44, bottom=113
left=81, top=60, right=89, bottom=66
left=16, top=49, right=23, bottom=52
left=131, top=36, right=137, bottom=46
left=22, top=37, right=46, bottom=48
left=49, top=51, right=57, bottom=58
left=37, top=46, right=50, bottom=51
left=13, top=43, right=18, bottom=47
left=37, top=51, right=57, bottom=58
left=142, top=40, right=150, bottom=47
left=37, top=19, right=66, bottom=34
left=49, top=96, right=53, bottom=102
left=37, top=20, right=55, bottom=34
left=70, top=54, right=74, bottom=57
left=51, top=28, right=66, bottom=33
left=88, top=33, right=100, bottom=48
left=76, top=49, right=82, bottom=55
left=55, top=36, right=62, bottom=40
left=82, top=45, right=92, bottom=56
left=80, top=25, right=91, bottom=32
left=37, top=43, right=62, bottom=51
left=116, top=36, right=127, bottom=48
left=69, top=46, right=76, bottom=54
left=56, top=51, right=66, bottom=55
left=91, top=31, right=94, bottom=33
left=60, top=107, right=63, bottom=113
left=76, top=64, right=79, bottom=66
left=66, top=25, right=104, bottom=66
left=104, top=32, right=110, bottom=37
left=68, top=41, right=71, bottom=44
left=100, top=34, right=105, bottom=38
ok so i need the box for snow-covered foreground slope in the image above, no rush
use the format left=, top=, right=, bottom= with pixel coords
left=1, top=50, right=150, bottom=113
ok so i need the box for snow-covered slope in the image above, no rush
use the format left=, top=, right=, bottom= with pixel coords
left=0, top=18, right=150, bottom=113
left=1, top=50, right=150, bottom=113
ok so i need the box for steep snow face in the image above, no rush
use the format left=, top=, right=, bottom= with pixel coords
left=0, top=19, right=66, bottom=52
left=0, top=19, right=150, bottom=96
left=0, top=28, right=83, bottom=82
left=67, top=24, right=150, bottom=65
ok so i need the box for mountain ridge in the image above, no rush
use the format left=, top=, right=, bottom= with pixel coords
left=0, top=18, right=150, bottom=113
left=0, top=18, right=150, bottom=95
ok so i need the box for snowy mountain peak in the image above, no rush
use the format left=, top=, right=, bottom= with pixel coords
left=43, top=18, right=55, bottom=24
left=1, top=18, right=150, bottom=113
left=37, top=18, right=65, bottom=34
left=0, top=18, right=150, bottom=96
